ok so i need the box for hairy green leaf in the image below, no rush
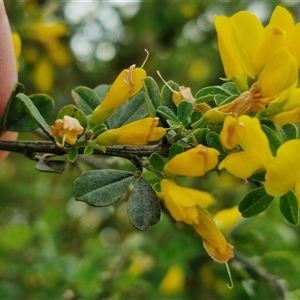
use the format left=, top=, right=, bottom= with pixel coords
left=177, top=100, right=193, bottom=123
left=72, top=86, right=102, bottom=115
left=127, top=177, right=161, bottom=230
left=149, top=153, right=165, bottom=173
left=73, top=170, right=134, bottom=207
left=106, top=92, right=147, bottom=129
left=143, top=76, right=162, bottom=116
left=16, top=93, right=52, bottom=135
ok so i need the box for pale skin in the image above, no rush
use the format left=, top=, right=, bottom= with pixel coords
left=0, top=1, right=18, bottom=161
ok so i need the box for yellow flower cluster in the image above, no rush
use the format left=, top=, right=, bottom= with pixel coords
left=214, top=6, right=300, bottom=117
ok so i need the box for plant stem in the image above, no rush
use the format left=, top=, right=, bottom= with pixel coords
left=0, top=140, right=165, bottom=159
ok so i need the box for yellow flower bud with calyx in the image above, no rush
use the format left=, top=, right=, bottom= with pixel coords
left=90, top=63, right=147, bottom=126
left=96, top=117, right=166, bottom=146
left=163, top=145, right=220, bottom=178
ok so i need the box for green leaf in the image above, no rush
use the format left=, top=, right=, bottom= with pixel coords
left=214, top=94, right=228, bottom=107
left=143, top=76, right=162, bottom=116
left=260, top=119, right=276, bottom=130
left=261, top=124, right=281, bottom=155
left=35, top=159, right=67, bottom=173
left=278, top=123, right=298, bottom=142
left=218, top=94, right=239, bottom=106
left=239, top=187, right=274, bottom=218
left=57, top=104, right=87, bottom=129
left=280, top=190, right=299, bottom=225
left=72, top=86, right=102, bottom=115
left=93, top=84, right=111, bottom=100
left=149, top=153, right=165, bottom=173
left=73, top=170, right=134, bottom=207
left=177, top=100, right=193, bottom=123
left=106, top=92, right=147, bottom=129
left=221, top=82, right=240, bottom=95
left=157, top=106, right=179, bottom=123
left=249, top=171, right=266, bottom=182
left=2, top=84, right=54, bottom=133
left=195, top=86, right=229, bottom=101
left=16, top=93, right=52, bottom=135
left=84, top=145, right=94, bottom=156
left=190, top=111, right=203, bottom=124
left=169, top=143, right=184, bottom=160
left=67, top=147, right=78, bottom=163
left=127, top=177, right=161, bottom=230
left=187, top=128, right=208, bottom=144
left=160, top=80, right=178, bottom=114
left=205, top=132, right=225, bottom=155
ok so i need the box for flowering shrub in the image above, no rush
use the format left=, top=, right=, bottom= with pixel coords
left=2, top=5, right=300, bottom=290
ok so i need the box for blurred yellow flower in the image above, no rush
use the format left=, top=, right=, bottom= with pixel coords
left=163, top=145, right=220, bottom=178
left=50, top=115, right=84, bottom=147
left=219, top=115, right=273, bottom=179
left=160, top=179, right=214, bottom=225
left=265, top=139, right=300, bottom=202
left=12, top=32, right=21, bottom=71
left=96, top=117, right=165, bottom=146
left=214, top=206, right=241, bottom=232
left=32, top=59, right=54, bottom=93
left=159, top=265, right=185, bottom=295
left=90, top=65, right=146, bottom=125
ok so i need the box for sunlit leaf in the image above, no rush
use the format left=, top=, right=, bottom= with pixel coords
left=177, top=100, right=193, bottom=123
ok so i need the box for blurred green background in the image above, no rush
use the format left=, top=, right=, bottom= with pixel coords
left=2, top=0, right=300, bottom=299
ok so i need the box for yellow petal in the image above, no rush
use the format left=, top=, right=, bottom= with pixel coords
left=159, top=265, right=185, bottom=295
left=220, top=115, right=245, bottom=150
left=254, top=24, right=284, bottom=74
left=97, top=117, right=165, bottom=146
left=193, top=209, right=234, bottom=263
left=272, top=107, right=300, bottom=126
left=184, top=187, right=215, bottom=208
left=219, top=151, right=264, bottom=179
left=238, top=116, right=274, bottom=168
left=213, top=16, right=243, bottom=79
left=230, top=11, right=264, bottom=78
left=269, top=6, right=294, bottom=32
left=265, top=139, right=300, bottom=197
left=258, top=48, right=298, bottom=98
left=284, top=23, right=300, bottom=67
left=163, top=145, right=220, bottom=177
left=214, top=206, right=241, bottom=231
left=90, top=65, right=146, bottom=125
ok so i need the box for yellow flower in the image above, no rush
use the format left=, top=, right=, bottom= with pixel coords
left=219, top=115, right=273, bottom=179
left=214, top=206, right=241, bottom=232
left=214, top=6, right=300, bottom=115
left=12, top=32, right=21, bottom=71
left=96, top=117, right=165, bottom=146
left=265, top=139, right=300, bottom=202
left=221, top=48, right=298, bottom=116
left=160, top=179, right=214, bottom=225
left=160, top=180, right=233, bottom=263
left=163, top=145, right=220, bottom=178
left=159, top=265, right=185, bottom=295
left=32, top=58, right=54, bottom=93
left=50, top=115, right=84, bottom=147
left=90, top=65, right=146, bottom=125
left=193, top=209, right=234, bottom=264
